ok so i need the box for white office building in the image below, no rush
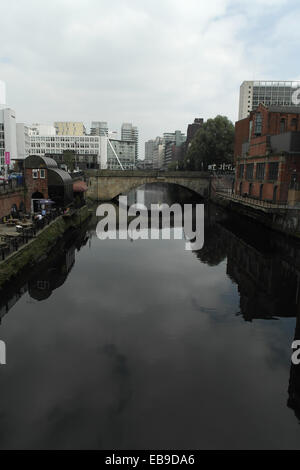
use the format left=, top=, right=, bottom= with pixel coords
left=28, top=129, right=107, bottom=169
left=239, top=80, right=300, bottom=120
left=16, top=123, right=30, bottom=160
left=0, top=108, right=17, bottom=172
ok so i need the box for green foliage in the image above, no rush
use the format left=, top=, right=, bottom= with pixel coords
left=63, top=150, right=75, bottom=172
left=184, top=115, right=234, bottom=170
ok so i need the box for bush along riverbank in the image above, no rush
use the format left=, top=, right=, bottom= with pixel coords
left=0, top=205, right=90, bottom=290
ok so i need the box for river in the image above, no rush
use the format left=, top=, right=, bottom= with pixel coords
left=0, top=184, right=300, bottom=449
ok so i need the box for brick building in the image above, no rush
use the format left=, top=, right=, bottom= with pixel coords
left=234, top=104, right=300, bottom=204
left=24, top=155, right=73, bottom=212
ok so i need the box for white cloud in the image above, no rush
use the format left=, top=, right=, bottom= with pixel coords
left=0, top=0, right=298, bottom=155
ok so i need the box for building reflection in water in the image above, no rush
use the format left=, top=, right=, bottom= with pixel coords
left=0, top=227, right=90, bottom=322
left=2, top=191, right=300, bottom=424
left=193, top=206, right=300, bottom=421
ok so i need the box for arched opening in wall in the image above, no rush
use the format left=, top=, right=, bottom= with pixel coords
left=31, top=191, right=44, bottom=213
left=239, top=182, right=243, bottom=195
left=273, top=186, right=278, bottom=203
left=249, top=183, right=253, bottom=197
left=259, top=184, right=264, bottom=200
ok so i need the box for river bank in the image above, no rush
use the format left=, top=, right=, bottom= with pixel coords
left=0, top=205, right=90, bottom=290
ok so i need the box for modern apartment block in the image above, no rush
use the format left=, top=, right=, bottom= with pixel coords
left=54, top=122, right=86, bottom=136
left=121, top=123, right=139, bottom=162
left=91, top=121, right=108, bottom=137
left=239, top=81, right=300, bottom=120
left=107, top=139, right=135, bottom=170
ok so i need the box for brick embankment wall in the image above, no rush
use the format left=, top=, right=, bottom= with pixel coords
left=0, top=189, right=25, bottom=219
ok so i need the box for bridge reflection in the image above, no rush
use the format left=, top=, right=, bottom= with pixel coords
left=2, top=202, right=300, bottom=421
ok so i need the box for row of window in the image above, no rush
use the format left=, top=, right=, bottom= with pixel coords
left=31, top=143, right=99, bottom=148
left=239, top=162, right=279, bottom=181
left=32, top=148, right=97, bottom=155
left=30, top=136, right=100, bottom=142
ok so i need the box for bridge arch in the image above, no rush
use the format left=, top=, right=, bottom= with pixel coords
left=86, top=171, right=210, bottom=201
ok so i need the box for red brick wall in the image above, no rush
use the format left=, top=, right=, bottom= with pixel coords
left=0, top=190, right=24, bottom=219
left=25, top=168, right=49, bottom=211
left=234, top=117, right=250, bottom=161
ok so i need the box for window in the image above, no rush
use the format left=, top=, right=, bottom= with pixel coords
left=268, top=162, right=279, bottom=181
left=239, top=164, right=244, bottom=178
left=254, top=112, right=262, bottom=136
left=40, top=169, right=45, bottom=179
left=280, top=118, right=286, bottom=133
left=246, top=163, right=254, bottom=180
left=256, top=163, right=265, bottom=180
left=292, top=118, right=297, bottom=130
left=32, top=169, right=38, bottom=179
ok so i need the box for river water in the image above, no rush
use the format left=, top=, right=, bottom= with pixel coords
left=0, top=184, right=300, bottom=449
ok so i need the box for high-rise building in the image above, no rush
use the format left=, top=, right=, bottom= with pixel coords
left=91, top=121, right=108, bottom=137
left=152, top=137, right=165, bottom=170
left=107, top=139, right=135, bottom=170
left=162, top=130, right=186, bottom=168
left=121, top=123, right=139, bottom=162
left=239, top=81, right=300, bottom=120
left=54, top=122, right=86, bottom=136
left=145, top=139, right=155, bottom=166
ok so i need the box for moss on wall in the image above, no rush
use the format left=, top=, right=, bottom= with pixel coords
left=0, top=206, right=90, bottom=289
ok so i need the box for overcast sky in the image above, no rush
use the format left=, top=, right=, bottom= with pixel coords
left=0, top=0, right=299, bottom=157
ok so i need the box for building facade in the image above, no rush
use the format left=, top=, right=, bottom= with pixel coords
left=107, top=139, right=136, bottom=170
left=91, top=121, right=108, bottom=137
left=121, top=123, right=139, bottom=162
left=234, top=104, right=300, bottom=204
left=239, top=81, right=300, bottom=120
left=54, top=122, right=86, bottom=136
left=152, top=137, right=165, bottom=170
left=0, top=108, right=17, bottom=172
left=28, top=133, right=107, bottom=169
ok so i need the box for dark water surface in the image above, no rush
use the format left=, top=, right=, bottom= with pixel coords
left=1, top=184, right=300, bottom=449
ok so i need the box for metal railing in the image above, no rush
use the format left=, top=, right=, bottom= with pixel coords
left=0, top=179, right=24, bottom=195
left=216, top=189, right=290, bottom=210
left=0, top=210, right=61, bottom=262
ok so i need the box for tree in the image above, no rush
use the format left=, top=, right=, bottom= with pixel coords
left=184, top=115, right=234, bottom=171
left=63, top=150, right=75, bottom=172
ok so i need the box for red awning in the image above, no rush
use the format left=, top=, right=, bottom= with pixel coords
left=73, top=180, right=88, bottom=193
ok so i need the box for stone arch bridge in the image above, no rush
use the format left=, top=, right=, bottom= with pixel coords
left=85, top=170, right=211, bottom=201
